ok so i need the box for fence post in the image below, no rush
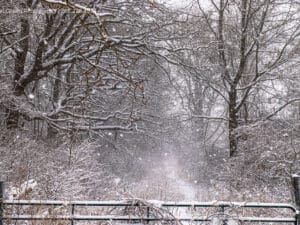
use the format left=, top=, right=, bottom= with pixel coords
left=0, top=181, right=4, bottom=225
left=293, top=175, right=300, bottom=225
left=71, top=204, right=75, bottom=225
left=146, top=206, right=150, bottom=224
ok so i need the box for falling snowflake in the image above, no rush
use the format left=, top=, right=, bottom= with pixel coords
left=114, top=178, right=121, bottom=184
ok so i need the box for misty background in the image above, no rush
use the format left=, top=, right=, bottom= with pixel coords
left=1, top=0, right=300, bottom=205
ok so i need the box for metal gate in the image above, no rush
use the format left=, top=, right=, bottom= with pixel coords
left=1, top=178, right=300, bottom=225
left=0, top=199, right=298, bottom=224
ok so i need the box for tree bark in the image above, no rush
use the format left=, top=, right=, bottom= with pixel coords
left=47, top=66, right=62, bottom=138
left=6, top=10, right=30, bottom=129
left=228, top=89, right=238, bottom=157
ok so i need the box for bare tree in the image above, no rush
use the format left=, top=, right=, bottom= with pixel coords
left=189, top=0, right=300, bottom=156
left=0, top=0, right=171, bottom=136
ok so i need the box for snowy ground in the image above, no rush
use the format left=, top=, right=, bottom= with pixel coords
left=162, top=154, right=197, bottom=200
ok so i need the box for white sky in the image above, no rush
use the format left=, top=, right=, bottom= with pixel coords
left=159, top=0, right=193, bottom=8
left=160, top=0, right=210, bottom=9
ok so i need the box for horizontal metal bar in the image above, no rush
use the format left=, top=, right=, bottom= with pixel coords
left=239, top=217, right=296, bottom=222
left=3, top=215, right=209, bottom=221
left=162, top=201, right=297, bottom=211
left=3, top=215, right=296, bottom=223
left=3, top=200, right=297, bottom=212
left=3, top=200, right=128, bottom=206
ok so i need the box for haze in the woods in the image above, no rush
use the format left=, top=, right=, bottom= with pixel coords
left=1, top=0, right=300, bottom=204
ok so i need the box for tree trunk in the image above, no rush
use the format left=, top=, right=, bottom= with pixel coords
left=6, top=109, right=20, bottom=129
left=194, top=82, right=205, bottom=143
left=6, top=6, right=30, bottom=129
left=228, top=89, right=238, bottom=157
left=47, top=66, right=62, bottom=138
left=6, top=85, right=27, bottom=129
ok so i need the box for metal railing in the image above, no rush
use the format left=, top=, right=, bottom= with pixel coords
left=1, top=177, right=300, bottom=225
left=1, top=199, right=298, bottom=224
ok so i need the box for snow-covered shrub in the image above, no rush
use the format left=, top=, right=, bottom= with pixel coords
left=0, top=130, right=126, bottom=200
left=220, top=119, right=300, bottom=202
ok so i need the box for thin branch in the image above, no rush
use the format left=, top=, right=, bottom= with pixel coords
left=264, top=98, right=300, bottom=121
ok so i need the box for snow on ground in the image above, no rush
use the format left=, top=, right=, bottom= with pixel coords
left=143, top=154, right=200, bottom=224
left=8, top=179, right=37, bottom=200
left=162, top=154, right=196, bottom=201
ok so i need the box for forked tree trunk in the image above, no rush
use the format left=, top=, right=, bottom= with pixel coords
left=6, top=7, right=30, bottom=129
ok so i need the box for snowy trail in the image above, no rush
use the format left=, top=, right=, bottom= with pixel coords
left=162, top=154, right=196, bottom=201
left=160, top=155, right=198, bottom=224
